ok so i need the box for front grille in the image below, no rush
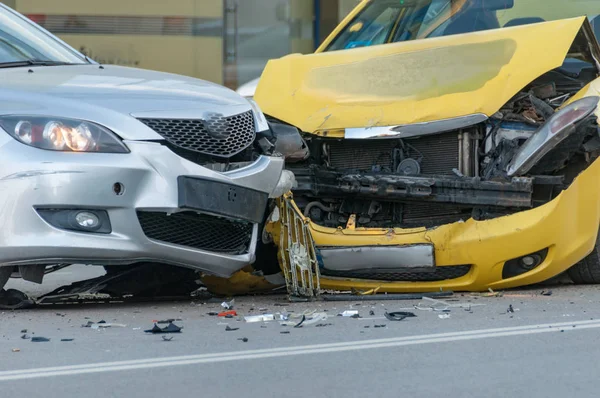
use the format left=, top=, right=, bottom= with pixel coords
left=321, top=265, right=471, bottom=281
left=137, top=211, right=253, bottom=254
left=138, top=111, right=255, bottom=158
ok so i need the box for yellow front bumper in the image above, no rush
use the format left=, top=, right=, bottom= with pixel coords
left=285, top=159, right=600, bottom=293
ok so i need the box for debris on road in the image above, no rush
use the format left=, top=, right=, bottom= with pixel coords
left=384, top=312, right=417, bottom=321
left=438, top=314, right=451, bottom=319
left=221, top=299, right=235, bottom=310
left=144, top=322, right=183, bottom=334
left=280, top=331, right=290, bottom=334
left=338, top=310, right=359, bottom=317
left=244, top=314, right=275, bottom=323
left=83, top=321, right=126, bottom=329
left=20, top=329, right=27, bottom=333
left=541, top=290, right=553, bottom=296
left=238, top=337, right=249, bottom=342
left=31, top=337, right=50, bottom=342
left=508, top=305, right=515, bottom=313
left=61, top=338, right=74, bottom=342
left=154, top=319, right=182, bottom=324
left=225, top=326, right=239, bottom=331
left=293, top=315, right=306, bottom=328
left=21, top=334, right=30, bottom=339
left=374, top=325, right=386, bottom=328
left=419, top=296, right=484, bottom=312
left=207, top=312, right=219, bottom=316
left=323, top=291, right=454, bottom=302
left=218, top=310, right=237, bottom=318
left=12, top=348, right=20, bottom=352
left=162, top=336, right=174, bottom=342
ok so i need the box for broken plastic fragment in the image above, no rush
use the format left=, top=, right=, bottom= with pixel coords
left=31, top=337, right=50, bottom=342
left=438, top=314, right=451, bottom=319
left=218, top=310, right=237, bottom=317
left=225, top=326, right=239, bottom=331
left=221, top=299, right=235, bottom=310
left=244, top=314, right=275, bottom=323
left=144, top=322, right=183, bottom=334
left=338, top=310, right=359, bottom=317
left=384, top=312, right=416, bottom=321
left=21, top=334, right=30, bottom=340
left=541, top=290, right=553, bottom=296
left=12, top=348, right=20, bottom=352
left=60, top=338, right=74, bottom=342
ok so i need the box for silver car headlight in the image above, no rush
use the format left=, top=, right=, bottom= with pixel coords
left=0, top=116, right=129, bottom=153
left=247, top=98, right=269, bottom=132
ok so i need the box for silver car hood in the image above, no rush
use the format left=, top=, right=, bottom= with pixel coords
left=0, top=65, right=252, bottom=140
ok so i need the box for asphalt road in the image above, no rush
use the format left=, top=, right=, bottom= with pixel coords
left=2, top=265, right=600, bottom=398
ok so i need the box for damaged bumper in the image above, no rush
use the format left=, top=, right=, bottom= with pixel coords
left=278, top=158, right=600, bottom=293
left=0, top=139, right=286, bottom=277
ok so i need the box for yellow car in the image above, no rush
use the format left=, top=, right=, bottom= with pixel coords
left=253, top=0, right=600, bottom=294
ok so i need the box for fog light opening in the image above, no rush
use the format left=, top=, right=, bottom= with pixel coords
left=520, top=254, right=542, bottom=270
left=113, top=182, right=125, bottom=196
left=502, top=248, right=549, bottom=279
left=75, top=211, right=100, bottom=229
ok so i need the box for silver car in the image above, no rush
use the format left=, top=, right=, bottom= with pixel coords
left=0, top=4, right=293, bottom=291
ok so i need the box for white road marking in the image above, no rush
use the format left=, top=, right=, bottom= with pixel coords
left=1, top=319, right=599, bottom=381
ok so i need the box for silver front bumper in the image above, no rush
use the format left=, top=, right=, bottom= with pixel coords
left=0, top=140, right=286, bottom=277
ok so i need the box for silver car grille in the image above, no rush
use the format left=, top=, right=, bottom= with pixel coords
left=138, top=111, right=255, bottom=158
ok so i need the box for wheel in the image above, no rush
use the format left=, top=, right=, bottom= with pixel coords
left=568, top=231, right=600, bottom=284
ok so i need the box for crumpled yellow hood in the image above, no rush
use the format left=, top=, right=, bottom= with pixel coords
left=255, top=17, right=586, bottom=134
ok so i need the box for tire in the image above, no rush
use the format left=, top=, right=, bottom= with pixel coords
left=568, top=231, right=600, bottom=284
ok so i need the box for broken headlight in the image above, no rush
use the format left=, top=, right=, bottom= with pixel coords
left=507, top=96, right=599, bottom=176
left=0, top=116, right=129, bottom=153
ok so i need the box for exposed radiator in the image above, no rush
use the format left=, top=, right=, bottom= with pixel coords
left=327, top=132, right=460, bottom=175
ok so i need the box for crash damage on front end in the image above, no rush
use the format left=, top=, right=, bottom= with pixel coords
left=254, top=17, right=600, bottom=296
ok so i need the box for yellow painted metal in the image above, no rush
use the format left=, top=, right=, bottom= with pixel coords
left=274, top=156, right=600, bottom=292
left=255, top=17, right=586, bottom=134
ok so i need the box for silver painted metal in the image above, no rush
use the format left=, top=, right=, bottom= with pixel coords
left=344, top=114, right=488, bottom=139
left=0, top=4, right=287, bottom=280
left=318, top=245, right=435, bottom=271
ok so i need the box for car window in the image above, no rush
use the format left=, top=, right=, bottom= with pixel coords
left=0, top=5, right=85, bottom=64
left=327, top=0, right=600, bottom=52
left=327, top=1, right=402, bottom=51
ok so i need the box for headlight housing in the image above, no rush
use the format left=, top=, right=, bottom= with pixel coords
left=247, top=98, right=270, bottom=132
left=0, top=116, right=129, bottom=153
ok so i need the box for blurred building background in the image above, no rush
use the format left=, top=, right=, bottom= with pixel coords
left=1, top=0, right=360, bottom=88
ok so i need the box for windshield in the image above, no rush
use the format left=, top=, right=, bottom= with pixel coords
left=0, top=5, right=86, bottom=65
left=328, top=0, right=600, bottom=51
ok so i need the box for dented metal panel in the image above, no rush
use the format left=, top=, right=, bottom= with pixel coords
left=255, top=18, right=586, bottom=134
